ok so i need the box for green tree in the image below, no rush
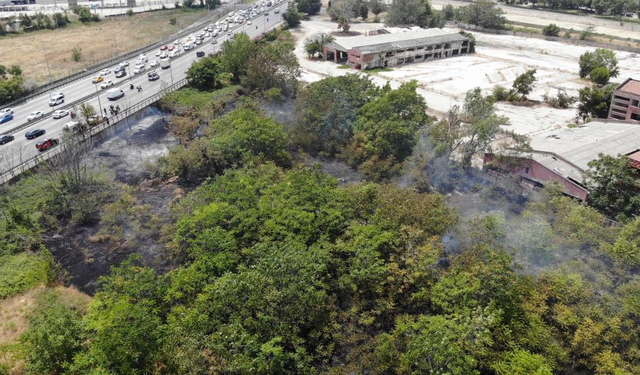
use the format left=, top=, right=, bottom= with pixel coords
left=577, top=83, right=616, bottom=120
left=219, top=33, right=256, bottom=82
left=512, top=68, right=537, bottom=101
left=589, top=66, right=611, bottom=85
left=583, top=154, right=640, bottom=221
left=296, top=0, right=321, bottom=15
left=186, top=56, right=221, bottom=90
left=78, top=102, right=96, bottom=127
left=360, top=2, right=369, bottom=19
left=370, top=0, right=385, bottom=19
left=304, top=32, right=335, bottom=58
left=283, top=4, right=302, bottom=28
left=293, top=74, right=380, bottom=156
left=346, top=81, right=430, bottom=179
left=579, top=48, right=619, bottom=79
left=494, top=349, right=554, bottom=375
left=73, top=256, right=166, bottom=374
left=430, top=87, right=509, bottom=168
left=443, top=3, right=455, bottom=20
left=385, top=0, right=429, bottom=27
left=245, top=40, right=300, bottom=97
left=456, top=0, right=506, bottom=29
left=71, top=46, right=82, bottom=62
left=605, top=217, right=640, bottom=267
left=20, top=291, right=85, bottom=375
left=542, top=23, right=561, bottom=36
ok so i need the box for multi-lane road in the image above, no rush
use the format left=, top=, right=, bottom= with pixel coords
left=0, top=1, right=287, bottom=174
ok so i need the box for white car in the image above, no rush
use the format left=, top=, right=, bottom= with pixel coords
left=51, top=92, right=64, bottom=100
left=119, top=61, right=129, bottom=68
left=159, top=52, right=169, bottom=59
left=52, top=109, right=69, bottom=119
left=0, top=108, right=13, bottom=116
left=100, top=68, right=111, bottom=75
left=155, top=51, right=161, bottom=57
left=62, top=121, right=80, bottom=132
left=150, top=60, right=159, bottom=68
left=174, top=40, right=181, bottom=45
left=138, top=53, right=148, bottom=62
left=100, top=80, right=114, bottom=89
left=133, top=63, right=146, bottom=74
left=27, top=111, right=44, bottom=121
left=248, top=20, right=252, bottom=25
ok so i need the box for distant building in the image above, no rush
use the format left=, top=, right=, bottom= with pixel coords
left=608, top=78, right=640, bottom=122
left=323, top=28, right=471, bottom=70
left=484, top=121, right=640, bottom=201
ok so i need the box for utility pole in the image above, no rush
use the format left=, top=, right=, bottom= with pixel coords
left=94, top=84, right=104, bottom=119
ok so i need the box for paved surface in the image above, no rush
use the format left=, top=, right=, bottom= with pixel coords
left=0, top=1, right=287, bottom=174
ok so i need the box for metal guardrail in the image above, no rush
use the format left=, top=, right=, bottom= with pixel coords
left=0, top=78, right=189, bottom=185
left=1, top=1, right=243, bottom=109
left=0, top=5, right=287, bottom=184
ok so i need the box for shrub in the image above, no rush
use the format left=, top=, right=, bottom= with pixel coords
left=543, top=89, right=576, bottom=109
left=0, top=252, right=52, bottom=299
left=71, top=46, right=82, bottom=62
left=126, top=9, right=134, bottom=16
left=589, top=66, right=611, bottom=85
left=542, top=23, right=561, bottom=37
left=492, top=85, right=511, bottom=101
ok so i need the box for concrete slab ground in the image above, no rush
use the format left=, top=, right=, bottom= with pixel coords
left=293, top=17, right=640, bottom=137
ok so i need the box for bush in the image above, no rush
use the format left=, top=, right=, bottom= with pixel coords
left=543, top=89, right=576, bottom=109
left=71, top=46, right=82, bottom=62
left=542, top=23, right=561, bottom=37
left=492, top=85, right=511, bottom=101
left=126, top=9, right=134, bottom=16
left=589, top=66, right=611, bottom=85
left=0, top=252, right=52, bottom=299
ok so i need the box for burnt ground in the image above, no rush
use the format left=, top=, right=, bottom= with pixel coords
left=45, top=107, right=182, bottom=294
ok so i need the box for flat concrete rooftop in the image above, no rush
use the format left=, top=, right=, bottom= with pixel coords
left=329, top=28, right=468, bottom=54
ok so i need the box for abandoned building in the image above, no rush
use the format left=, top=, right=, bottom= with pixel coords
left=608, top=78, right=640, bottom=122
left=323, top=28, right=471, bottom=70
left=484, top=121, right=640, bottom=201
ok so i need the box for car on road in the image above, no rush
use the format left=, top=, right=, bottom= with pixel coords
left=0, top=113, right=13, bottom=124
left=228, top=31, right=232, bottom=36
left=119, top=61, right=129, bottom=68
left=168, top=45, right=175, bottom=51
left=49, top=96, right=64, bottom=107
left=92, top=75, right=104, bottom=83
left=196, top=51, right=205, bottom=58
left=174, top=40, right=181, bottom=45
left=211, top=39, right=218, bottom=45
left=150, top=60, right=159, bottom=68
left=25, top=129, right=45, bottom=139
left=100, top=68, right=111, bottom=75
left=155, top=51, right=161, bottom=57
left=0, top=134, right=14, bottom=145
left=195, top=38, right=202, bottom=45
left=0, top=108, right=13, bottom=115
left=160, top=59, right=171, bottom=69
left=138, top=53, right=148, bottom=62
left=169, top=50, right=178, bottom=58
left=100, top=80, right=114, bottom=89
left=52, top=109, right=69, bottom=119
left=274, top=8, right=279, bottom=13
left=36, top=138, right=59, bottom=151
left=148, top=71, right=160, bottom=81
left=27, top=111, right=44, bottom=121
left=248, top=20, right=252, bottom=25
left=159, top=52, right=168, bottom=59
left=62, top=121, right=81, bottom=132
left=160, top=45, right=168, bottom=51
left=106, top=88, right=125, bottom=101
left=115, top=70, right=127, bottom=78
left=133, top=63, right=146, bottom=74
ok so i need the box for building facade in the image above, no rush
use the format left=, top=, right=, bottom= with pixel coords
left=608, top=78, right=640, bottom=122
left=323, top=29, right=471, bottom=70
left=484, top=121, right=640, bottom=200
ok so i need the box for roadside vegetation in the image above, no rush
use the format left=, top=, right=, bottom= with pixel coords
left=1, top=21, right=640, bottom=375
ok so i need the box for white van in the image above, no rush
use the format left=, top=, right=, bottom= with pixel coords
left=106, top=88, right=125, bottom=101
left=160, top=58, right=171, bottom=69
left=183, top=42, right=193, bottom=51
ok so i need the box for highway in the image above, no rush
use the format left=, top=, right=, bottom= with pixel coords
left=0, top=1, right=287, bottom=174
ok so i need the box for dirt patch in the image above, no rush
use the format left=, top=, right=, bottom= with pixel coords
left=44, top=107, right=182, bottom=294
left=0, top=8, right=207, bottom=83
left=332, top=30, right=362, bottom=37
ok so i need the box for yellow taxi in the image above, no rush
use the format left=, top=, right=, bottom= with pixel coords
left=92, top=76, right=104, bottom=83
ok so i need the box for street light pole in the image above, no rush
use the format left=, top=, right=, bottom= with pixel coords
left=169, top=64, right=174, bottom=85
left=95, top=84, right=104, bottom=118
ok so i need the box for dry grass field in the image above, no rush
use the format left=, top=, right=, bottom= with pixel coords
left=0, top=8, right=207, bottom=83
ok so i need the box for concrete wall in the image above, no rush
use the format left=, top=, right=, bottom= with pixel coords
left=483, top=154, right=589, bottom=201
left=609, top=89, right=640, bottom=122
